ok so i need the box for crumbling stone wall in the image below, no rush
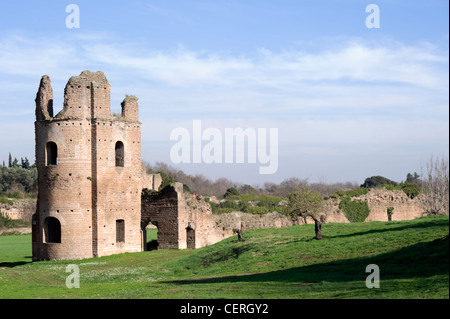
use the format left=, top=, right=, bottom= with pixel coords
left=354, top=188, right=427, bottom=222
left=0, top=199, right=35, bottom=221
left=212, top=211, right=296, bottom=232
left=141, top=183, right=233, bottom=250
left=141, top=186, right=180, bottom=250
left=321, top=188, right=428, bottom=223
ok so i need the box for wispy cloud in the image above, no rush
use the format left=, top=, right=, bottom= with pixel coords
left=1, top=32, right=446, bottom=86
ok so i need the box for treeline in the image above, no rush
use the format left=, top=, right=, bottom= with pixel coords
left=144, top=161, right=359, bottom=198
left=0, top=153, right=37, bottom=195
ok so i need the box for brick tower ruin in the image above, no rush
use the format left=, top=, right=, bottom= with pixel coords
left=32, top=71, right=153, bottom=260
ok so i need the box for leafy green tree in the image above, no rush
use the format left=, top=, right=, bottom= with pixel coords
left=21, top=157, right=30, bottom=169
left=239, top=184, right=257, bottom=194
left=286, top=190, right=324, bottom=240
left=12, top=158, right=18, bottom=168
left=360, top=176, right=398, bottom=188
left=0, top=165, right=38, bottom=193
left=224, top=187, right=240, bottom=198
left=400, top=182, right=420, bottom=199
left=387, top=207, right=394, bottom=221
left=406, top=172, right=420, bottom=185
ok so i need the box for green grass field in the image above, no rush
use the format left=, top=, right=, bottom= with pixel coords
left=0, top=216, right=448, bottom=299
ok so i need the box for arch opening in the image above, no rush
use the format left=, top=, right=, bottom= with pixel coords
left=46, top=142, right=58, bottom=166
left=44, top=217, right=61, bottom=243
left=116, top=219, right=125, bottom=243
left=115, top=141, right=124, bottom=167
left=186, top=226, right=195, bottom=249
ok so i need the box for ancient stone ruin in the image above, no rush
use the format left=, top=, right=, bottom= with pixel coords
left=27, top=70, right=440, bottom=260
left=32, top=71, right=231, bottom=260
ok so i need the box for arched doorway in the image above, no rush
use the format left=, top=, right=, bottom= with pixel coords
left=141, top=221, right=159, bottom=251
left=186, top=226, right=195, bottom=249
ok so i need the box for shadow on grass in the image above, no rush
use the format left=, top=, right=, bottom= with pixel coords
left=0, top=256, right=32, bottom=268
left=163, top=235, right=449, bottom=285
left=325, top=218, right=449, bottom=240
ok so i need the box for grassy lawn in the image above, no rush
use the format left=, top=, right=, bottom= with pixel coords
left=0, top=216, right=448, bottom=299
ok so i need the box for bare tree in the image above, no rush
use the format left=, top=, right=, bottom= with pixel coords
left=420, top=155, right=449, bottom=215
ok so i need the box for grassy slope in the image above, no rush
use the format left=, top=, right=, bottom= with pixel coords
left=0, top=216, right=448, bottom=299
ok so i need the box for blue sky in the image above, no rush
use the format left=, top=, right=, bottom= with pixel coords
left=0, top=1, right=448, bottom=186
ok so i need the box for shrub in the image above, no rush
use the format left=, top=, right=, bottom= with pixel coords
left=344, top=188, right=369, bottom=197
left=157, top=171, right=175, bottom=191
left=330, top=188, right=368, bottom=199
left=339, top=196, right=370, bottom=223
left=0, top=211, right=30, bottom=229
left=212, top=207, right=237, bottom=215
left=209, top=194, right=286, bottom=215
left=400, top=182, right=420, bottom=199
left=0, top=197, right=14, bottom=205
left=378, top=184, right=398, bottom=191
left=387, top=207, right=394, bottom=221
left=224, top=187, right=240, bottom=198
left=244, top=206, right=269, bottom=215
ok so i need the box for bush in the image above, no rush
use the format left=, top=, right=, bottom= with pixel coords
left=378, top=184, right=398, bottom=191
left=387, top=206, right=394, bottom=221
left=378, top=182, right=420, bottom=199
left=400, top=182, right=420, bottom=199
left=330, top=188, right=368, bottom=199
left=209, top=194, right=286, bottom=215
left=211, top=207, right=237, bottom=215
left=344, top=188, right=369, bottom=197
left=339, top=196, right=370, bottom=223
left=224, top=187, right=240, bottom=198
left=0, top=191, right=21, bottom=199
left=244, top=206, right=269, bottom=215
left=157, top=171, right=175, bottom=191
left=209, top=200, right=241, bottom=214
left=0, top=198, right=14, bottom=205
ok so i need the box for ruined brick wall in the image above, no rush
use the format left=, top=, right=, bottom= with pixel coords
left=141, top=186, right=180, bottom=250
left=178, top=191, right=233, bottom=249
left=33, top=71, right=150, bottom=260
left=212, top=211, right=295, bottom=232
left=355, top=188, right=426, bottom=222
left=141, top=183, right=233, bottom=250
